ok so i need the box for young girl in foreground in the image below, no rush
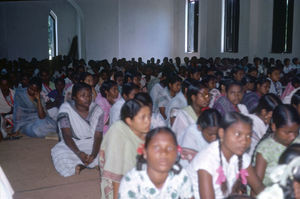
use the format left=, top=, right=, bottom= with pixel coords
left=187, top=112, right=264, bottom=199
left=254, top=104, right=300, bottom=187
left=118, top=127, right=194, bottom=199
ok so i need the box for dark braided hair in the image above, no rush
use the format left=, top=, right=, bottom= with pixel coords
left=136, top=127, right=182, bottom=175
left=231, top=156, right=247, bottom=194
left=218, top=140, right=228, bottom=194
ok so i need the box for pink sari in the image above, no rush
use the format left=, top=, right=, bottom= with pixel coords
left=95, top=94, right=111, bottom=134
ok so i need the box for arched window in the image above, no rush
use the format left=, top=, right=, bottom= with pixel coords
left=185, top=0, right=199, bottom=53
left=221, top=0, right=239, bottom=53
left=48, top=10, right=58, bottom=60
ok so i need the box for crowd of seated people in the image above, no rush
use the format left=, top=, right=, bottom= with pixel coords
left=0, top=55, right=300, bottom=198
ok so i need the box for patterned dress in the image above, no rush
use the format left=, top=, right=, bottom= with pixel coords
left=254, top=135, right=300, bottom=186
left=118, top=167, right=194, bottom=199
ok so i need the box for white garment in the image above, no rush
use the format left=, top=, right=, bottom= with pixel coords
left=109, top=97, right=125, bottom=126
left=186, top=141, right=251, bottom=199
left=51, top=102, right=103, bottom=177
left=180, top=124, right=210, bottom=168
left=150, top=83, right=164, bottom=113
left=0, top=166, right=14, bottom=199
left=158, top=87, right=172, bottom=109
left=246, top=113, right=268, bottom=158
left=283, top=87, right=300, bottom=104
left=172, top=106, right=197, bottom=144
left=119, top=167, right=194, bottom=199
left=237, top=104, right=249, bottom=115
left=150, top=112, right=166, bottom=129
left=165, top=92, right=187, bottom=126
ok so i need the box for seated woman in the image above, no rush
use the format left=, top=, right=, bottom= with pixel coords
left=134, top=92, right=166, bottom=129
left=0, top=75, right=14, bottom=138
left=100, top=99, right=151, bottom=199
left=157, top=73, right=182, bottom=120
left=242, top=77, right=270, bottom=113
left=46, top=78, right=66, bottom=121
left=79, top=72, right=97, bottom=101
left=13, top=77, right=57, bottom=137
left=165, top=79, right=193, bottom=127
left=51, top=82, right=104, bottom=177
left=213, top=80, right=248, bottom=116
left=246, top=94, right=282, bottom=157
left=180, top=109, right=221, bottom=168
left=95, top=80, right=119, bottom=133
left=291, top=90, right=300, bottom=116
left=109, top=83, right=139, bottom=125
left=172, top=83, right=210, bottom=143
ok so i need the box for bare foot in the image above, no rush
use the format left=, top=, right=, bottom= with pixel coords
left=75, top=164, right=86, bottom=175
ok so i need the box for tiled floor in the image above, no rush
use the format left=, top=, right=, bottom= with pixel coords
left=0, top=136, right=100, bottom=199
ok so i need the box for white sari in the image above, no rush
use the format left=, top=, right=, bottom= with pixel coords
left=51, top=101, right=104, bottom=177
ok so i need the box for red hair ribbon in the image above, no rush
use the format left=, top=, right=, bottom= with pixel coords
left=136, top=144, right=144, bottom=155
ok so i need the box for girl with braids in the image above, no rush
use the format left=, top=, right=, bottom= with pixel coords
left=187, top=112, right=264, bottom=199
left=254, top=104, right=300, bottom=188
left=118, top=127, right=194, bottom=198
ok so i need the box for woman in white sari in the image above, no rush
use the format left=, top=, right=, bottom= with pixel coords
left=51, top=82, right=104, bottom=177
left=172, top=84, right=210, bottom=143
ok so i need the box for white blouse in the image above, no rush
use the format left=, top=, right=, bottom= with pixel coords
left=186, top=141, right=250, bottom=199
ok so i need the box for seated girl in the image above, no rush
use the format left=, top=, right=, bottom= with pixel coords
left=51, top=82, right=104, bottom=177
left=267, top=67, right=282, bottom=97
left=257, top=143, right=300, bottom=199
left=165, top=79, right=192, bottom=126
left=172, top=83, right=210, bottom=143
left=246, top=94, right=282, bottom=157
left=213, top=81, right=248, bottom=116
left=202, top=75, right=221, bottom=108
left=118, top=127, right=194, bottom=199
left=109, top=83, right=139, bottom=125
left=254, top=104, right=300, bottom=188
left=242, top=77, right=270, bottom=113
left=134, top=92, right=166, bottom=129
left=158, top=74, right=182, bottom=120
left=187, top=112, right=264, bottom=199
left=0, top=75, right=14, bottom=138
left=79, top=72, right=97, bottom=101
left=180, top=109, right=221, bottom=167
left=95, top=80, right=119, bottom=133
left=291, top=90, right=300, bottom=116
left=100, top=99, right=151, bottom=199
left=13, top=77, right=57, bottom=137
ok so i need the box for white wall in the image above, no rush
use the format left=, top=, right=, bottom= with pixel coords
left=1, top=0, right=299, bottom=62
left=119, top=0, right=174, bottom=61
left=74, top=0, right=119, bottom=62
left=0, top=1, right=78, bottom=61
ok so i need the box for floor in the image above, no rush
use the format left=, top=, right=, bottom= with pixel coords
left=0, top=136, right=101, bottom=199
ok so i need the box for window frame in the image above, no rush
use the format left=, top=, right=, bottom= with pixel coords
left=185, top=0, right=199, bottom=53
left=221, top=0, right=240, bottom=53
left=48, top=10, right=58, bottom=60
left=271, top=0, right=294, bottom=53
